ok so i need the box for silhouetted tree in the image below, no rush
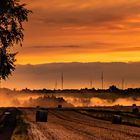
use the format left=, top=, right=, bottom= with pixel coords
left=109, top=85, right=119, bottom=92
left=0, top=0, right=31, bottom=79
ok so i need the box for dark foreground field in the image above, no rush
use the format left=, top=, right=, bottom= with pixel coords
left=0, top=107, right=140, bottom=140
left=0, top=108, right=17, bottom=140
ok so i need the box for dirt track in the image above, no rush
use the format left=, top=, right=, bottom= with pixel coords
left=24, top=109, right=140, bottom=140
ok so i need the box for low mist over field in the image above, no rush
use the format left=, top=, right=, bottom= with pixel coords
left=0, top=89, right=140, bottom=107
left=0, top=89, right=40, bottom=107
left=0, top=89, right=72, bottom=107
left=62, top=96, right=140, bottom=107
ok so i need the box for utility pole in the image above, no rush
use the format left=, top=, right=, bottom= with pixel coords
left=101, top=72, right=104, bottom=90
left=55, top=80, right=57, bottom=90
left=90, top=80, right=92, bottom=89
left=61, top=72, right=63, bottom=90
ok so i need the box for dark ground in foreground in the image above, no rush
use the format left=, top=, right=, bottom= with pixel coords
left=0, top=108, right=17, bottom=140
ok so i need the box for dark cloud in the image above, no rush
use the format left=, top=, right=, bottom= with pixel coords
left=19, top=42, right=122, bottom=55
left=19, top=41, right=133, bottom=55
left=31, top=45, right=81, bottom=49
left=33, top=1, right=140, bottom=30
left=110, top=47, right=140, bottom=52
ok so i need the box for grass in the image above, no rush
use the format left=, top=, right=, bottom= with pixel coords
left=11, top=110, right=29, bottom=140
left=121, top=113, right=140, bottom=127
left=0, top=108, right=6, bottom=130
left=0, top=110, right=3, bottom=116
left=0, top=108, right=6, bottom=115
left=79, top=109, right=140, bottom=127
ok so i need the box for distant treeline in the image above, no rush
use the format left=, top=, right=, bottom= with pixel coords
left=19, top=85, right=140, bottom=94
left=0, top=85, right=140, bottom=95
left=0, top=86, right=140, bottom=102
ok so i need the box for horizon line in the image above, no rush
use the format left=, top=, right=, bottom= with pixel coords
left=15, top=61, right=140, bottom=66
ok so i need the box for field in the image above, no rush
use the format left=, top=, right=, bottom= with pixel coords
left=23, top=107, right=140, bottom=140
left=0, top=107, right=140, bottom=140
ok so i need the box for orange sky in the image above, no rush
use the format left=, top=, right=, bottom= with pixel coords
left=12, top=0, right=140, bottom=64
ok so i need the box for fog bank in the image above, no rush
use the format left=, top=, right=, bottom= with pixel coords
left=2, top=62, right=140, bottom=89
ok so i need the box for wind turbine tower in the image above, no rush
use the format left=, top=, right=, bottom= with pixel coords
left=101, top=72, right=104, bottom=90
left=61, top=72, right=64, bottom=90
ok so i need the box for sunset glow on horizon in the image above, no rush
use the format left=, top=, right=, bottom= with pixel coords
left=13, top=0, right=140, bottom=64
